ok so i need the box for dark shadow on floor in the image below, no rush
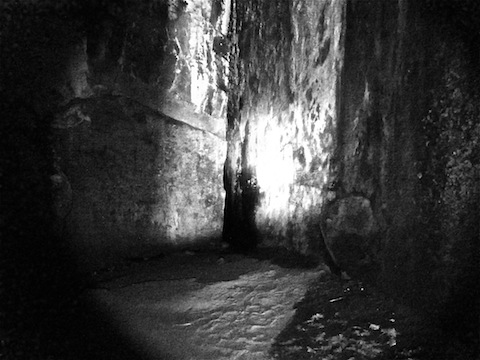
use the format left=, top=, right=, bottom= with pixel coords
left=271, top=273, right=479, bottom=360
left=246, top=246, right=320, bottom=269
left=92, top=247, right=270, bottom=288
left=0, top=100, right=162, bottom=360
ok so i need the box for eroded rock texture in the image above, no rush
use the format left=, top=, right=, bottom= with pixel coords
left=53, top=96, right=225, bottom=269
left=332, top=0, right=479, bottom=312
left=224, top=0, right=346, bottom=253
left=1, top=0, right=231, bottom=270
left=330, top=0, right=425, bottom=279
left=322, top=196, right=379, bottom=275
left=73, top=0, right=230, bottom=138
left=44, top=0, right=231, bottom=268
left=225, top=0, right=478, bottom=317
left=2, top=1, right=477, bottom=317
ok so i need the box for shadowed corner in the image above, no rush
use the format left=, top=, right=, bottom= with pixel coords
left=0, top=100, right=162, bottom=360
left=0, top=1, right=226, bottom=356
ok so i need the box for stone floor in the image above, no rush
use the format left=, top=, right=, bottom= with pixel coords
left=3, top=248, right=475, bottom=360
left=86, top=251, right=324, bottom=360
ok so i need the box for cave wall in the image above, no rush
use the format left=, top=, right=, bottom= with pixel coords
left=2, top=0, right=477, bottom=304
left=224, top=0, right=346, bottom=253
left=225, top=0, right=479, bottom=316
left=331, top=0, right=427, bottom=280
left=65, top=0, right=229, bottom=138
left=1, top=0, right=230, bottom=270
left=335, top=0, right=479, bottom=311
left=52, top=97, right=225, bottom=269
left=412, top=1, right=480, bottom=320
left=50, top=1, right=230, bottom=268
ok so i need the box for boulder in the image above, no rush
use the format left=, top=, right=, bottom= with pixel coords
left=321, top=196, right=379, bottom=276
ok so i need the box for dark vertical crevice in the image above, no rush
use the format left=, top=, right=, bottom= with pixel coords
left=223, top=121, right=260, bottom=251
left=238, top=120, right=260, bottom=251
left=222, top=0, right=262, bottom=253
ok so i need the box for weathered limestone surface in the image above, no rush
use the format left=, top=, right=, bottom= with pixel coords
left=332, top=0, right=479, bottom=314
left=224, top=0, right=346, bottom=254
left=226, top=0, right=478, bottom=315
left=65, top=0, right=230, bottom=139
left=321, top=196, right=379, bottom=275
left=46, top=1, right=231, bottom=268
left=326, top=0, right=423, bottom=278
left=53, top=96, right=225, bottom=269
left=2, top=0, right=477, bottom=310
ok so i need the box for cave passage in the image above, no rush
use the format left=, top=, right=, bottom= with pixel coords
left=1, top=0, right=478, bottom=359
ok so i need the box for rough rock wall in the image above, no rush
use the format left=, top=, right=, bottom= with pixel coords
left=225, top=0, right=478, bottom=322
left=48, top=1, right=231, bottom=268
left=415, top=1, right=479, bottom=329
left=333, top=0, right=479, bottom=315
left=71, top=0, right=230, bottom=139
left=224, top=0, right=346, bottom=253
left=0, top=1, right=230, bottom=270
left=326, top=0, right=427, bottom=278
left=53, top=97, right=225, bottom=268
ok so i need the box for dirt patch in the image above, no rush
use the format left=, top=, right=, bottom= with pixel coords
left=271, top=274, right=478, bottom=360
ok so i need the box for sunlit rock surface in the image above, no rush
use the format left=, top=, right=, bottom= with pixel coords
left=53, top=96, right=225, bottom=269
left=224, top=0, right=346, bottom=253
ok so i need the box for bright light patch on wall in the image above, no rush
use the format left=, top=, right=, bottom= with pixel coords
left=254, top=114, right=295, bottom=216
left=185, top=0, right=230, bottom=115
left=251, top=104, right=331, bottom=247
